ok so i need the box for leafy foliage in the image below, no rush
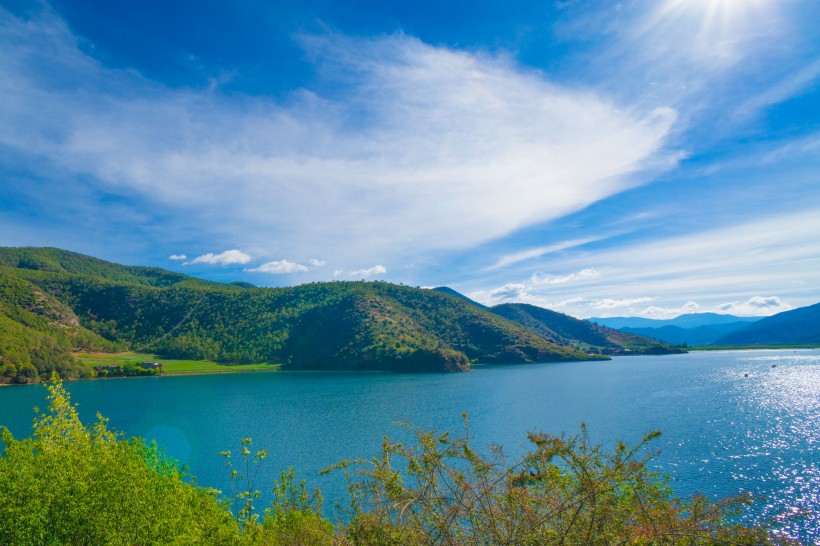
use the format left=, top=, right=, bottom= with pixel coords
left=327, top=417, right=782, bottom=545
left=0, top=375, right=241, bottom=545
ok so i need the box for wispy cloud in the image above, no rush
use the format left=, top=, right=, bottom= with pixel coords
left=0, top=8, right=677, bottom=270
left=490, top=238, right=602, bottom=270
left=470, top=208, right=820, bottom=318
left=589, top=297, right=654, bottom=310
left=734, top=58, right=820, bottom=121
left=247, top=260, right=308, bottom=274
left=186, top=250, right=252, bottom=266
left=531, top=268, right=601, bottom=286
left=169, top=254, right=187, bottom=261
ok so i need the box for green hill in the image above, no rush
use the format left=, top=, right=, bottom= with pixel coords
left=0, top=247, right=247, bottom=291
left=491, top=303, right=685, bottom=355
left=0, top=247, right=603, bottom=381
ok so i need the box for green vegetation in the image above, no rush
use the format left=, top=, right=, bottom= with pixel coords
left=0, top=378, right=782, bottom=545
left=0, top=376, right=241, bottom=545
left=0, top=247, right=612, bottom=381
left=329, top=419, right=777, bottom=545
left=76, top=352, right=280, bottom=376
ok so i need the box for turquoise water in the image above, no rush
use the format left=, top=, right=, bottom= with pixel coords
left=1, top=349, right=818, bottom=542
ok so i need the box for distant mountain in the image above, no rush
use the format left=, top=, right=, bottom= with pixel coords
left=714, top=302, right=820, bottom=345
left=0, top=247, right=603, bottom=382
left=492, top=303, right=684, bottom=355
left=589, top=313, right=763, bottom=330
left=619, top=323, right=757, bottom=346
left=586, top=313, right=765, bottom=346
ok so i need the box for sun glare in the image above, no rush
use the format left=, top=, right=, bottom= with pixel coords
left=654, top=0, right=775, bottom=43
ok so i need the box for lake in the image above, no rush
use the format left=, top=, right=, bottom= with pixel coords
left=1, top=349, right=818, bottom=542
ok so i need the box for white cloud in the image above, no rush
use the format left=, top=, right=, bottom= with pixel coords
left=487, top=283, right=528, bottom=301
left=717, top=296, right=792, bottom=317
left=531, top=268, right=601, bottom=286
left=333, top=270, right=344, bottom=277
left=0, top=10, right=677, bottom=268
left=308, top=259, right=326, bottom=267
left=169, top=254, right=187, bottom=260
left=467, top=268, right=601, bottom=308
left=589, top=297, right=654, bottom=310
left=247, top=260, right=308, bottom=274
left=638, top=301, right=700, bottom=319
left=186, top=249, right=252, bottom=266
left=349, top=265, right=387, bottom=278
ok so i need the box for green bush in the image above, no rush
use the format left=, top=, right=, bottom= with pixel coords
left=0, top=375, right=241, bottom=545
left=326, top=416, right=781, bottom=545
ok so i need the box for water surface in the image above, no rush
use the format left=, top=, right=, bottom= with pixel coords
left=1, top=349, right=817, bottom=541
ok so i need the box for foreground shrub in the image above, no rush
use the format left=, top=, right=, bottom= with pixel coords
left=0, top=375, right=241, bottom=545
left=327, top=416, right=781, bottom=545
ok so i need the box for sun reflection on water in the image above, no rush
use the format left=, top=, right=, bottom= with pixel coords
left=719, top=353, right=820, bottom=542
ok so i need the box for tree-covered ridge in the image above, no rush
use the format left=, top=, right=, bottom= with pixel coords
left=0, top=246, right=228, bottom=289
left=0, top=247, right=604, bottom=381
left=491, top=303, right=686, bottom=355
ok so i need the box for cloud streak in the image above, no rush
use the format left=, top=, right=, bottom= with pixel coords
left=0, top=8, right=677, bottom=270
left=469, top=208, right=820, bottom=318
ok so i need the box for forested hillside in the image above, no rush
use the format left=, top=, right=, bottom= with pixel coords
left=0, top=247, right=608, bottom=381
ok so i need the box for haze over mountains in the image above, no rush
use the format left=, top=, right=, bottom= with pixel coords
left=591, top=306, right=820, bottom=347
left=589, top=314, right=763, bottom=346
left=0, top=247, right=680, bottom=383
left=589, top=314, right=763, bottom=330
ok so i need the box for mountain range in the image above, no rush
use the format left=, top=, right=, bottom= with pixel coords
left=0, top=247, right=681, bottom=382
left=589, top=306, right=820, bottom=347
left=714, top=303, right=820, bottom=345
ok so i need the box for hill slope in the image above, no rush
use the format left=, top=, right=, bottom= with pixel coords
left=492, top=303, right=684, bottom=355
left=714, top=302, right=820, bottom=345
left=0, top=247, right=602, bottom=381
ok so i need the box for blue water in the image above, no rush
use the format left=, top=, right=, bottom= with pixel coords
left=0, top=349, right=818, bottom=542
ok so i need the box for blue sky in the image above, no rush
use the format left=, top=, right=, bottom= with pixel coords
left=1, top=0, right=819, bottom=318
